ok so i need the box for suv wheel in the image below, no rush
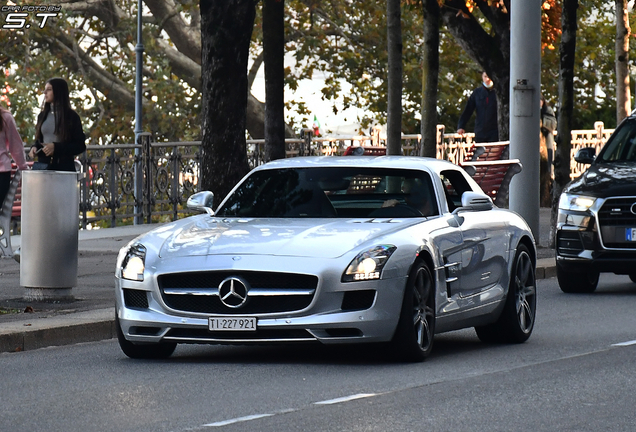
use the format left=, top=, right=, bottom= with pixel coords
left=556, top=263, right=599, bottom=293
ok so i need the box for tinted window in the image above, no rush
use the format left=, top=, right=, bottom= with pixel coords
left=216, top=167, right=439, bottom=218
left=597, top=119, right=636, bottom=162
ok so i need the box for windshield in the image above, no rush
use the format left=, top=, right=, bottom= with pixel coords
left=215, top=167, right=439, bottom=218
left=597, top=119, right=636, bottom=163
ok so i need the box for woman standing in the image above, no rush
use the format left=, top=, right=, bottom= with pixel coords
left=28, top=78, right=86, bottom=171
left=540, top=94, right=557, bottom=178
left=0, top=105, right=29, bottom=207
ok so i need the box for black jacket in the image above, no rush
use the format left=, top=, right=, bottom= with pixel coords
left=457, top=85, right=498, bottom=143
left=33, top=110, right=86, bottom=172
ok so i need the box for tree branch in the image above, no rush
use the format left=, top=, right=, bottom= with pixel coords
left=143, top=0, right=201, bottom=64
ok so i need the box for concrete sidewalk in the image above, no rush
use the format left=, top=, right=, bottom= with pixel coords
left=0, top=224, right=158, bottom=353
left=0, top=210, right=557, bottom=354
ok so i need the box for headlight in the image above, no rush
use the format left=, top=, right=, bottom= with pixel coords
left=120, top=244, right=147, bottom=281
left=558, top=194, right=596, bottom=212
left=342, top=245, right=397, bottom=282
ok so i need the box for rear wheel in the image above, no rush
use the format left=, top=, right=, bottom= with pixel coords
left=116, top=315, right=176, bottom=359
left=556, top=263, right=599, bottom=293
left=390, top=261, right=435, bottom=362
left=476, top=244, right=536, bottom=344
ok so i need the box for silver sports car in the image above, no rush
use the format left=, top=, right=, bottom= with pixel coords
left=115, top=156, right=537, bottom=362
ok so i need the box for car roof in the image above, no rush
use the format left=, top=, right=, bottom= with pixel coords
left=252, top=156, right=461, bottom=175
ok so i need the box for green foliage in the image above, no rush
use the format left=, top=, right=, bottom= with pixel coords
left=1, top=1, right=201, bottom=146
left=1, top=0, right=631, bottom=146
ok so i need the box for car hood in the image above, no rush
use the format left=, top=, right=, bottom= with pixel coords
left=565, top=162, right=636, bottom=197
left=157, top=216, right=419, bottom=259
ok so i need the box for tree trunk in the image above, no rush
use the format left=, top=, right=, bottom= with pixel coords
left=386, top=0, right=403, bottom=155
left=616, top=0, right=631, bottom=124
left=263, top=0, right=287, bottom=161
left=420, top=0, right=440, bottom=158
left=199, top=0, right=254, bottom=201
left=550, top=0, right=579, bottom=247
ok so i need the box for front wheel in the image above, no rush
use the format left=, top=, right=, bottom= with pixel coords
left=390, top=260, right=435, bottom=362
left=476, top=244, right=536, bottom=344
left=556, top=263, right=598, bottom=293
left=116, top=315, right=176, bottom=359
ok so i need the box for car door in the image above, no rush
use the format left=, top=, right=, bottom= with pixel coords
left=440, top=169, right=508, bottom=299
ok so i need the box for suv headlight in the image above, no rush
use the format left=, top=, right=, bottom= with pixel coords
left=558, top=194, right=596, bottom=212
left=120, top=244, right=147, bottom=281
left=342, top=245, right=397, bottom=282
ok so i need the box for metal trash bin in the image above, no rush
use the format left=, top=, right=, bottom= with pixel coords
left=20, top=170, right=82, bottom=301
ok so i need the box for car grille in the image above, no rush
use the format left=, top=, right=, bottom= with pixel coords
left=164, top=327, right=315, bottom=342
left=341, top=290, right=376, bottom=311
left=123, top=289, right=149, bottom=309
left=597, top=198, right=636, bottom=249
left=157, top=271, right=318, bottom=314
left=598, top=198, right=636, bottom=226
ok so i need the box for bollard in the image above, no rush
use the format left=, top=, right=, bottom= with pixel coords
left=20, top=171, right=82, bottom=301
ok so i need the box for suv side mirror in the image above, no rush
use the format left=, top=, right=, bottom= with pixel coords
left=574, top=147, right=595, bottom=165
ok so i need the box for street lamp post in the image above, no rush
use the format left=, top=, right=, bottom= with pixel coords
left=134, top=0, right=144, bottom=225
left=509, top=0, right=541, bottom=241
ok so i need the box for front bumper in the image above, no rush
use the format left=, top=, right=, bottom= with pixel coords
left=556, top=208, right=636, bottom=274
left=115, top=255, right=408, bottom=346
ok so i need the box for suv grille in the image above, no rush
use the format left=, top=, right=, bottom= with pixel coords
left=598, top=198, right=636, bottom=249
left=598, top=198, right=636, bottom=226
left=158, top=271, right=318, bottom=314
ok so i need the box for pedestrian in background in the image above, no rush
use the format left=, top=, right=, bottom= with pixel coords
left=0, top=105, right=29, bottom=207
left=29, top=77, right=86, bottom=171
left=540, top=94, right=557, bottom=178
left=457, top=71, right=499, bottom=143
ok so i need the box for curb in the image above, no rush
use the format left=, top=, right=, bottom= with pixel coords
left=0, top=308, right=114, bottom=354
left=1, top=261, right=557, bottom=354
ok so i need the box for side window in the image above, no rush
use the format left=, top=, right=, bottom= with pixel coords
left=440, top=169, right=473, bottom=211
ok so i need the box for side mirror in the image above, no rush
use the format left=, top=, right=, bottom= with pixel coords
left=453, top=191, right=493, bottom=213
left=187, top=191, right=215, bottom=215
left=574, top=147, right=595, bottom=165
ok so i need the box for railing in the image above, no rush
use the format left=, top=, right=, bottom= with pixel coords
left=569, top=121, right=614, bottom=179
left=13, top=122, right=614, bottom=231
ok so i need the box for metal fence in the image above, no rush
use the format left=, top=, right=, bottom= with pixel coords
left=67, top=122, right=613, bottom=229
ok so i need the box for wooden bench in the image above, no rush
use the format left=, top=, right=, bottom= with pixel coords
left=463, top=141, right=510, bottom=162
left=342, top=142, right=520, bottom=208
left=461, top=159, right=522, bottom=207
left=343, top=145, right=388, bottom=156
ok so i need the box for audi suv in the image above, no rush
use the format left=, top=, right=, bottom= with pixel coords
left=556, top=114, right=636, bottom=292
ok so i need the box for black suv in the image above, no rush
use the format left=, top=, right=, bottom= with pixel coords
left=556, top=115, right=636, bottom=292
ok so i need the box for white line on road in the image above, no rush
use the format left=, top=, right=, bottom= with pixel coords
left=314, top=393, right=378, bottom=405
left=197, top=393, right=378, bottom=429
left=611, top=339, right=636, bottom=347
left=204, top=413, right=273, bottom=427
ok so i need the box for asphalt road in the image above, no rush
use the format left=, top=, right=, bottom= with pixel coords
left=2, top=273, right=636, bottom=432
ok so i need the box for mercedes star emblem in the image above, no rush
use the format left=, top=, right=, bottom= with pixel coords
left=218, top=276, right=250, bottom=308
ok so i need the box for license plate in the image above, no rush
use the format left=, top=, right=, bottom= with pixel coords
left=626, top=228, right=636, bottom=241
left=208, top=316, right=257, bottom=331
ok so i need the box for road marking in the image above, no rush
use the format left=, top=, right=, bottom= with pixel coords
left=197, top=393, right=377, bottom=429
left=314, top=393, right=377, bottom=405
left=203, top=413, right=273, bottom=427
left=611, top=339, right=636, bottom=347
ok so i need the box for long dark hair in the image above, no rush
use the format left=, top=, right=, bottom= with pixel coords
left=35, top=77, right=73, bottom=142
left=0, top=104, right=9, bottom=133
